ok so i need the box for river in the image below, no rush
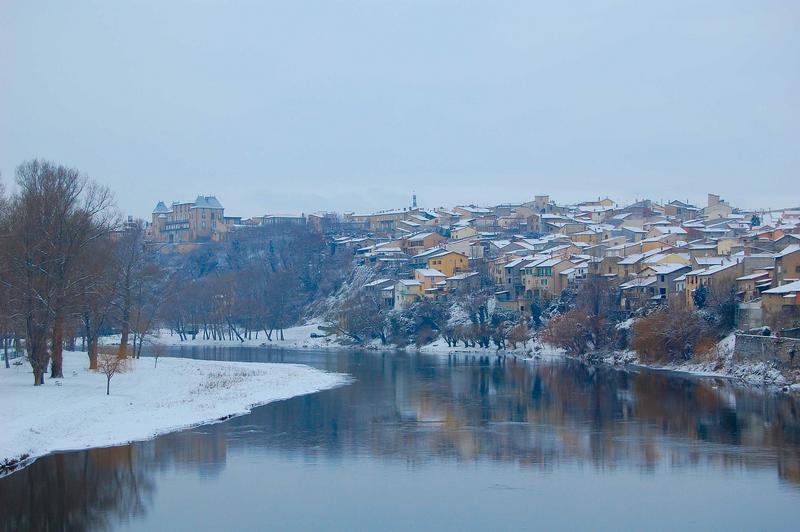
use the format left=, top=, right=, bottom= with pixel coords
left=2, top=346, right=799, bottom=531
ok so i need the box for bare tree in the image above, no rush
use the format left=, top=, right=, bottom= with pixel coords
left=0, top=160, right=114, bottom=384
left=80, top=235, right=121, bottom=369
left=96, top=348, right=127, bottom=395
left=113, top=219, right=147, bottom=356
left=151, top=343, right=166, bottom=368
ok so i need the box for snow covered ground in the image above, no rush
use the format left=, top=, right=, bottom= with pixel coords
left=1, top=350, right=348, bottom=474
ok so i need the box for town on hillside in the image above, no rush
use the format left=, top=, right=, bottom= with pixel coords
left=144, top=192, right=800, bottom=337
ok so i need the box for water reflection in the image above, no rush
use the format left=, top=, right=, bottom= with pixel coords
left=2, top=348, right=800, bottom=530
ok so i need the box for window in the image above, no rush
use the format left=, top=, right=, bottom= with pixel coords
left=796, top=265, right=800, bottom=273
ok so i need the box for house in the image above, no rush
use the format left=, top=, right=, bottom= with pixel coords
left=414, top=268, right=447, bottom=292
left=664, top=200, right=700, bottom=221
left=402, top=232, right=447, bottom=256
left=774, top=245, right=800, bottom=287
left=501, top=257, right=532, bottom=299
left=425, top=250, right=469, bottom=277
left=454, top=205, right=494, bottom=219
left=559, top=262, right=589, bottom=288
left=639, top=263, right=692, bottom=300
left=444, top=238, right=484, bottom=259
left=736, top=271, right=772, bottom=303
left=363, top=278, right=395, bottom=293
left=521, top=258, right=573, bottom=300
left=702, top=193, right=733, bottom=220
left=646, top=225, right=687, bottom=239
left=620, top=226, right=648, bottom=242
left=445, top=272, right=481, bottom=294
left=349, top=208, right=423, bottom=234
left=394, top=280, right=423, bottom=309
left=685, top=261, right=744, bottom=309
left=450, top=226, right=479, bottom=240
left=761, top=280, right=800, bottom=331
left=619, top=276, right=659, bottom=310
left=688, top=243, right=719, bottom=260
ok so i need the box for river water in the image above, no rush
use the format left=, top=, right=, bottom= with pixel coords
left=2, top=347, right=799, bottom=531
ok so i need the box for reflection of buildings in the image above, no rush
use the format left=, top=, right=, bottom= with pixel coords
left=230, top=352, right=800, bottom=483
left=3, top=351, right=800, bottom=531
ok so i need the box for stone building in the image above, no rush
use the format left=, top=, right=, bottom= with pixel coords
left=148, top=196, right=228, bottom=243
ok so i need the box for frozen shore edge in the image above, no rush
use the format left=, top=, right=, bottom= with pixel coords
left=1, top=351, right=350, bottom=476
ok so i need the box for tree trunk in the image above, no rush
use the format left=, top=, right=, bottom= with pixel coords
left=33, top=366, right=44, bottom=385
left=50, top=316, right=65, bottom=379
left=88, top=336, right=98, bottom=370
left=106, top=376, right=110, bottom=395
left=118, top=294, right=130, bottom=357
left=3, top=337, right=9, bottom=369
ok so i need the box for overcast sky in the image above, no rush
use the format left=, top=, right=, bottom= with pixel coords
left=1, top=1, right=798, bottom=218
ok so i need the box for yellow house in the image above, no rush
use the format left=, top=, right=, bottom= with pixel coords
left=426, top=250, right=469, bottom=277
left=394, top=280, right=423, bottom=309
left=451, top=226, right=478, bottom=240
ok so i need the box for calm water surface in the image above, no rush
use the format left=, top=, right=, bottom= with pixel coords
left=2, top=347, right=800, bottom=531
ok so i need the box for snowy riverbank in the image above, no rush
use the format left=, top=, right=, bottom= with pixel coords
left=102, top=322, right=551, bottom=358
left=1, top=350, right=348, bottom=474
left=101, top=322, right=345, bottom=351
left=102, top=322, right=797, bottom=390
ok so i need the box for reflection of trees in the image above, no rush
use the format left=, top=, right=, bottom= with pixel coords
left=0, top=446, right=154, bottom=531
left=0, top=422, right=229, bottom=531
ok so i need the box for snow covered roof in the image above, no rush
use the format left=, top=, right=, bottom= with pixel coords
left=152, top=201, right=172, bottom=214
left=192, top=196, right=224, bottom=209
left=447, top=272, right=479, bottom=281
left=736, top=271, right=771, bottom=281
left=407, top=231, right=438, bottom=242
left=763, top=280, right=800, bottom=295
left=653, top=225, right=687, bottom=235
left=617, top=253, right=644, bottom=265
left=416, top=268, right=446, bottom=278
left=620, top=276, right=657, bottom=289
left=456, top=205, right=493, bottom=214
left=697, top=261, right=739, bottom=277
left=621, top=225, right=647, bottom=233
left=504, top=257, right=531, bottom=269
left=646, top=263, right=690, bottom=275
left=776, top=244, right=800, bottom=258
left=536, top=258, right=563, bottom=267
left=364, top=278, right=393, bottom=287
left=398, top=220, right=421, bottom=228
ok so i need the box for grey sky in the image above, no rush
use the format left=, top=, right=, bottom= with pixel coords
left=1, top=1, right=798, bottom=218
